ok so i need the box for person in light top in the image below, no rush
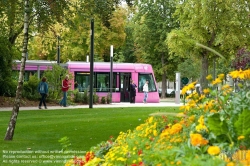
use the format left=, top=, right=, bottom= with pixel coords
left=143, top=80, right=149, bottom=103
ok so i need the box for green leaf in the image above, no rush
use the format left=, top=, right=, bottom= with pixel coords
left=207, top=114, right=228, bottom=136
left=234, top=110, right=250, bottom=137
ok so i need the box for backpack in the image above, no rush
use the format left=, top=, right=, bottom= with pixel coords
left=39, top=83, right=45, bottom=93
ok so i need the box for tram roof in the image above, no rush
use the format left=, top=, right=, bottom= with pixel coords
left=13, top=60, right=152, bottom=70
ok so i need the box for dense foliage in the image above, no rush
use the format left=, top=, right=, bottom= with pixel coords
left=65, top=68, right=250, bottom=166
left=0, top=0, right=249, bottom=95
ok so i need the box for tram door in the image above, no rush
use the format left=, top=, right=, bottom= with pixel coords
left=120, top=73, right=131, bottom=102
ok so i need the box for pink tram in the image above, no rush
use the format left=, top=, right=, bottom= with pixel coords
left=13, top=60, right=160, bottom=103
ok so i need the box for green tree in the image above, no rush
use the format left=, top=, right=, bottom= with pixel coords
left=5, top=0, right=31, bottom=141
left=132, top=0, right=179, bottom=98
left=4, top=0, right=71, bottom=140
left=177, top=57, right=201, bottom=83
left=43, top=64, right=70, bottom=100
left=0, top=0, right=71, bottom=71
left=27, top=1, right=128, bottom=63
left=167, top=0, right=250, bottom=91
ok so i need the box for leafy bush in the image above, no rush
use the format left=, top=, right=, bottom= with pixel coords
left=82, top=90, right=89, bottom=104
left=42, top=63, right=71, bottom=100
left=101, top=97, right=106, bottom=104
left=73, top=90, right=83, bottom=103
left=0, top=78, right=17, bottom=97
left=65, top=69, right=250, bottom=166
left=22, top=74, right=40, bottom=100
left=93, top=90, right=99, bottom=104
left=106, top=93, right=111, bottom=104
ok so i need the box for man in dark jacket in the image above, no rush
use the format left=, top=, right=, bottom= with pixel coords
left=130, top=80, right=137, bottom=103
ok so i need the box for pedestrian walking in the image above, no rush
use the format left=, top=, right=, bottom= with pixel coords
left=38, top=77, right=49, bottom=109
left=59, top=75, right=71, bottom=107
left=143, top=80, right=149, bottom=103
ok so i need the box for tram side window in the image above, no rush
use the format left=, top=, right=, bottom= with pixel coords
left=75, top=72, right=92, bottom=92
left=96, top=73, right=109, bottom=92
left=96, top=72, right=119, bottom=92
left=138, top=73, right=157, bottom=92
left=24, top=71, right=36, bottom=81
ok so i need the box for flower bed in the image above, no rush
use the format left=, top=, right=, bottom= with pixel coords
left=65, top=69, right=250, bottom=166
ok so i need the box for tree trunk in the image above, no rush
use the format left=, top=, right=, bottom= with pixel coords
left=4, top=0, right=30, bottom=141
left=161, top=53, right=167, bottom=98
left=200, top=52, right=209, bottom=93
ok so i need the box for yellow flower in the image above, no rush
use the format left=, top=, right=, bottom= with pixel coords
left=212, top=78, right=222, bottom=85
left=148, top=116, right=154, bottom=123
left=206, top=74, right=213, bottom=81
left=181, top=86, right=189, bottom=95
left=229, top=69, right=245, bottom=79
left=136, top=126, right=143, bottom=131
left=218, top=74, right=225, bottom=80
left=196, top=124, right=208, bottom=132
left=117, top=157, right=127, bottom=161
left=237, top=135, right=245, bottom=140
left=210, top=109, right=217, bottom=113
left=238, top=69, right=245, bottom=79
left=153, top=130, right=158, bottom=136
left=207, top=146, right=220, bottom=156
left=244, top=69, right=250, bottom=79
left=246, top=150, right=250, bottom=162
left=189, top=115, right=195, bottom=122
left=199, top=94, right=205, bottom=100
left=204, top=100, right=214, bottom=111
left=198, top=115, right=205, bottom=124
left=176, top=161, right=181, bottom=165
left=188, top=82, right=196, bottom=90
left=169, top=123, right=183, bottom=134
left=229, top=70, right=239, bottom=79
left=226, top=162, right=235, bottom=166
left=190, top=133, right=208, bottom=146
left=203, top=88, right=210, bottom=94
left=221, top=84, right=230, bottom=90
left=180, top=105, right=191, bottom=111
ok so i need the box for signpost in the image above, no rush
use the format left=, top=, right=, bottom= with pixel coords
left=175, top=73, right=180, bottom=104
left=181, top=77, right=189, bottom=85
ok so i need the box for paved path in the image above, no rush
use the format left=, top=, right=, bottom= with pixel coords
left=0, top=101, right=183, bottom=111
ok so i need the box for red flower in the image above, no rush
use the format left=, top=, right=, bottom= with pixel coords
left=138, top=149, right=143, bottom=156
left=130, top=162, right=144, bottom=166
left=85, top=152, right=95, bottom=162
left=73, top=156, right=85, bottom=166
left=139, top=161, right=144, bottom=166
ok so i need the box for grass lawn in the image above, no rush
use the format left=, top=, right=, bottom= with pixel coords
left=0, top=107, right=180, bottom=166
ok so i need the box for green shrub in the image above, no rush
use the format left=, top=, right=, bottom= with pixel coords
left=73, top=90, right=83, bottom=103
left=22, top=75, right=40, bottom=100
left=42, top=63, right=71, bottom=100
left=101, top=97, right=106, bottom=104
left=93, top=90, right=99, bottom=104
left=106, top=93, right=111, bottom=104
left=2, top=78, right=17, bottom=97
left=82, top=90, right=89, bottom=104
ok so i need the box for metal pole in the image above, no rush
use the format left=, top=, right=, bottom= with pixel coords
left=86, top=55, right=89, bottom=62
left=175, top=72, right=180, bottom=104
left=57, top=36, right=60, bottom=64
left=89, top=19, right=94, bottom=108
left=110, top=45, right=113, bottom=103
